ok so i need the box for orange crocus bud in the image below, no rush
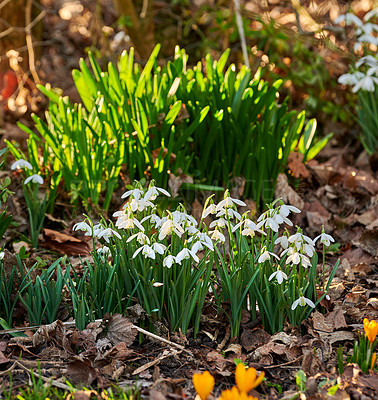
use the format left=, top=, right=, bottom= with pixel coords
left=363, top=318, right=378, bottom=344
left=193, top=371, right=215, bottom=400
left=235, top=363, right=265, bottom=394
left=371, top=353, right=377, bottom=370
left=217, top=386, right=258, bottom=400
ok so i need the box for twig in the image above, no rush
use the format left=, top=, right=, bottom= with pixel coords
left=132, top=349, right=181, bottom=375
left=0, top=0, right=11, bottom=11
left=233, top=0, right=250, bottom=68
left=3, top=318, right=193, bottom=355
left=263, top=355, right=304, bottom=369
left=14, top=360, right=75, bottom=391
left=25, top=0, right=40, bottom=84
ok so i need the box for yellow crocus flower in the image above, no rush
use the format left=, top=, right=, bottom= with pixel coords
left=193, top=371, right=215, bottom=400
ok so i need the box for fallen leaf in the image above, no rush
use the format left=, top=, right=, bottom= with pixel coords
left=357, top=228, right=378, bottom=256
left=168, top=169, right=193, bottom=198
left=42, top=229, right=90, bottom=255
left=105, top=314, right=137, bottom=346
left=66, top=359, right=97, bottom=387
left=274, top=173, right=304, bottom=209
left=288, top=152, right=310, bottom=178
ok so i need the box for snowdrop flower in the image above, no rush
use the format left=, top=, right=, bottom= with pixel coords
left=275, top=235, right=289, bottom=249
left=209, top=229, right=226, bottom=243
left=352, top=71, right=378, bottom=92
left=325, top=294, right=331, bottom=301
left=314, top=231, right=335, bottom=247
left=335, top=13, right=363, bottom=26
left=163, top=254, right=176, bottom=268
left=126, top=232, right=150, bottom=245
left=97, top=227, right=122, bottom=243
left=172, top=211, right=197, bottom=227
left=151, top=242, right=166, bottom=255
left=356, top=55, right=378, bottom=68
left=202, top=203, right=217, bottom=219
left=216, top=207, right=241, bottom=220
left=291, top=296, right=315, bottom=310
left=188, top=232, right=214, bottom=251
left=73, top=220, right=92, bottom=234
left=133, top=244, right=156, bottom=259
left=278, top=204, right=301, bottom=218
left=11, top=159, right=33, bottom=170
left=356, top=34, right=378, bottom=46
left=258, top=249, right=280, bottom=264
left=233, top=218, right=266, bottom=237
left=153, top=282, right=163, bottom=287
left=209, top=218, right=227, bottom=229
left=269, top=269, right=288, bottom=284
left=97, top=246, right=111, bottom=257
left=262, top=217, right=279, bottom=232
left=176, top=247, right=200, bottom=264
left=24, top=174, right=43, bottom=185
left=364, top=9, right=378, bottom=21
left=356, top=23, right=378, bottom=37
left=216, top=193, right=246, bottom=211
left=158, top=218, right=184, bottom=240
left=273, top=212, right=293, bottom=227
left=141, top=213, right=161, bottom=227
left=0, top=251, right=4, bottom=260
left=144, top=186, right=170, bottom=201
left=121, top=188, right=144, bottom=200
left=129, top=198, right=155, bottom=212
left=114, top=212, right=145, bottom=231
left=338, top=71, right=365, bottom=86
left=282, top=247, right=301, bottom=265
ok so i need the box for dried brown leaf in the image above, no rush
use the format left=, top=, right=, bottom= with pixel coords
left=288, top=152, right=310, bottom=178
left=42, top=229, right=90, bottom=255
left=66, top=359, right=97, bottom=387
left=105, top=314, right=137, bottom=346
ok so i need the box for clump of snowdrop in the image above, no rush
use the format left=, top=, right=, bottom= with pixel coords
left=336, top=10, right=378, bottom=154
left=73, top=181, right=338, bottom=336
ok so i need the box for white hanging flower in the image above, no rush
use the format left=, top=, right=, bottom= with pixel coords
left=11, top=159, right=33, bottom=170
left=158, top=219, right=184, bottom=240
left=133, top=244, right=156, bottom=259
left=126, top=232, right=150, bottom=245
left=209, top=218, right=227, bottom=229
left=176, top=247, right=199, bottom=264
left=97, top=246, right=111, bottom=257
left=278, top=204, right=301, bottom=217
left=364, top=9, right=378, bottom=21
left=151, top=242, right=166, bottom=255
left=0, top=251, right=4, bottom=260
left=121, top=188, right=144, bottom=200
left=291, top=296, right=316, bottom=310
left=216, top=194, right=246, bottom=211
left=114, top=213, right=145, bottom=231
left=97, top=227, right=122, bottom=243
left=216, top=207, right=241, bottom=220
left=129, top=198, right=155, bottom=212
left=356, top=55, right=378, bottom=68
left=209, top=229, right=226, bottom=243
left=144, top=186, right=170, bottom=201
left=24, top=174, right=43, bottom=185
left=153, top=282, right=163, bottom=287
left=163, top=254, right=176, bottom=268
left=352, top=71, right=378, bottom=92
left=335, top=13, right=363, bottom=26
left=258, top=249, right=280, bottom=263
left=73, top=221, right=92, bottom=235
left=202, top=203, right=217, bottom=218
left=92, top=223, right=104, bottom=237
left=268, top=269, right=288, bottom=284
left=314, top=232, right=335, bottom=247
left=275, top=236, right=289, bottom=249
left=188, top=232, right=214, bottom=251
left=263, top=217, right=279, bottom=232
left=141, top=213, right=162, bottom=227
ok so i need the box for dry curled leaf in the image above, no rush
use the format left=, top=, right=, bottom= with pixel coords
left=288, top=152, right=310, bottom=178
left=66, top=359, right=98, bottom=387
left=105, top=314, right=137, bottom=346
left=42, top=228, right=90, bottom=255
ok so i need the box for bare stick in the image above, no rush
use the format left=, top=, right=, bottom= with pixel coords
left=25, top=0, right=40, bottom=84
left=233, top=0, right=250, bottom=68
